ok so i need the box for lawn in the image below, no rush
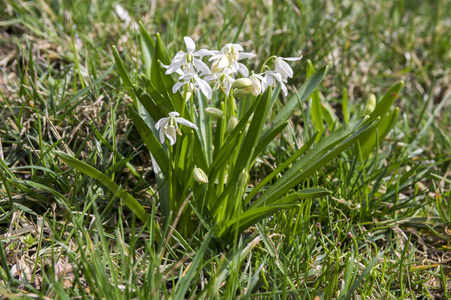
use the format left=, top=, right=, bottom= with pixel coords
left=1, top=0, right=450, bottom=299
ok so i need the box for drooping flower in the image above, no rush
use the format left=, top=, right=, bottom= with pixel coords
left=260, top=70, right=288, bottom=96
left=233, top=74, right=263, bottom=97
left=164, top=37, right=213, bottom=76
left=172, top=71, right=212, bottom=100
left=155, top=112, right=198, bottom=145
left=209, top=43, right=255, bottom=77
left=259, top=55, right=302, bottom=96
left=204, top=68, right=235, bottom=96
left=273, top=56, right=303, bottom=81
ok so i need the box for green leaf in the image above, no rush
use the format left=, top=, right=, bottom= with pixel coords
left=219, top=204, right=299, bottom=240
left=368, top=81, right=403, bottom=122
left=173, top=230, right=213, bottom=299
left=211, top=91, right=271, bottom=215
left=236, top=89, right=271, bottom=172
left=307, top=60, right=324, bottom=141
left=266, top=63, right=330, bottom=137
left=152, top=33, right=184, bottom=113
left=139, top=22, right=155, bottom=77
left=244, top=131, right=318, bottom=205
left=339, top=251, right=384, bottom=300
left=112, top=45, right=133, bottom=89
left=128, top=106, right=169, bottom=175
left=133, top=83, right=166, bottom=121
left=56, top=151, right=151, bottom=225
left=271, top=188, right=332, bottom=205
left=361, top=107, right=399, bottom=157
left=251, top=117, right=379, bottom=208
left=252, top=121, right=289, bottom=162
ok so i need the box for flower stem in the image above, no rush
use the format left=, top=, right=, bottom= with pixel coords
left=260, top=55, right=276, bottom=73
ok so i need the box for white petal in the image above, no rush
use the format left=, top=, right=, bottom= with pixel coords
left=194, top=49, right=213, bottom=57
left=159, top=128, right=165, bottom=144
left=282, top=56, right=303, bottom=61
left=195, top=75, right=212, bottom=99
left=277, top=59, right=294, bottom=78
left=166, top=126, right=177, bottom=145
left=155, top=117, right=169, bottom=130
left=237, top=63, right=249, bottom=77
left=175, top=117, right=198, bottom=130
left=172, top=81, right=185, bottom=93
left=209, top=54, right=226, bottom=63
left=238, top=52, right=256, bottom=60
left=184, top=37, right=195, bottom=53
left=228, top=61, right=238, bottom=73
left=193, top=58, right=211, bottom=75
left=169, top=112, right=180, bottom=117
left=165, top=59, right=185, bottom=74
left=232, top=44, right=243, bottom=51
left=273, top=72, right=284, bottom=84
left=280, top=82, right=288, bottom=96
left=224, top=79, right=233, bottom=96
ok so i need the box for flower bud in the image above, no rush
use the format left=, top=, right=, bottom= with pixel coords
left=193, top=166, right=208, bottom=184
left=227, top=116, right=238, bottom=134
left=233, top=78, right=253, bottom=89
left=363, top=93, right=377, bottom=115
left=233, top=88, right=251, bottom=98
left=204, top=107, right=224, bottom=119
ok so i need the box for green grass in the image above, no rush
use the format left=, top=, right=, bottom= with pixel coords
left=1, top=0, right=450, bottom=299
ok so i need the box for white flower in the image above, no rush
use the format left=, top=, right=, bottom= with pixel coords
left=172, top=71, right=212, bottom=99
left=260, top=71, right=289, bottom=96
left=274, top=56, right=303, bottom=81
left=209, top=43, right=255, bottom=76
left=155, top=112, right=198, bottom=145
left=164, top=37, right=213, bottom=76
left=204, top=68, right=235, bottom=96
left=248, top=73, right=263, bottom=96
left=233, top=74, right=263, bottom=97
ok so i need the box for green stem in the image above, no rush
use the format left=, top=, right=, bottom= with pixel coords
left=168, top=144, right=174, bottom=217
left=260, top=55, right=276, bottom=73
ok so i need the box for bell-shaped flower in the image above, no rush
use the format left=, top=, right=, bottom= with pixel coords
left=172, top=71, right=212, bottom=100
left=273, top=56, right=303, bottom=81
left=204, top=68, right=235, bottom=96
left=233, top=74, right=263, bottom=97
left=155, top=112, right=198, bottom=145
left=164, top=37, right=213, bottom=76
left=260, top=71, right=288, bottom=96
left=209, top=43, right=255, bottom=77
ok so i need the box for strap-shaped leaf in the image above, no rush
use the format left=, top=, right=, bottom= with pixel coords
left=244, top=131, right=318, bottom=205
left=56, top=151, right=151, bottom=225
left=307, top=60, right=324, bottom=141
left=251, top=117, right=380, bottom=208
left=271, top=188, right=331, bottom=205
left=361, top=107, right=399, bottom=157
left=211, top=91, right=271, bottom=215
left=219, top=204, right=299, bottom=240
left=112, top=46, right=133, bottom=89
left=128, top=106, right=169, bottom=175
left=252, top=121, right=289, bottom=162
left=263, top=63, right=330, bottom=140
left=139, top=22, right=155, bottom=78
left=368, top=81, right=403, bottom=122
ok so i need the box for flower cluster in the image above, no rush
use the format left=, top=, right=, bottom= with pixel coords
left=156, top=36, right=302, bottom=146
left=163, top=36, right=301, bottom=101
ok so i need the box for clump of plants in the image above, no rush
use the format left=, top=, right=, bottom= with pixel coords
left=58, top=27, right=403, bottom=245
